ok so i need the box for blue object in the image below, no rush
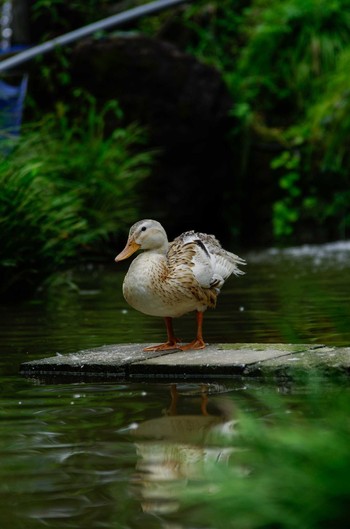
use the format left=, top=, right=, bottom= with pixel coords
left=0, top=73, right=27, bottom=140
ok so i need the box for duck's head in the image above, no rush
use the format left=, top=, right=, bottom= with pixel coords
left=115, top=219, right=168, bottom=262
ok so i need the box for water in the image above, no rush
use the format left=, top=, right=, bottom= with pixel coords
left=1, top=242, right=350, bottom=528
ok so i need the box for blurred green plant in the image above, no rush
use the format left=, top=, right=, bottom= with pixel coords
left=0, top=96, right=154, bottom=297
left=270, top=43, right=350, bottom=241
left=237, top=0, right=350, bottom=117
left=181, top=0, right=244, bottom=71
left=183, top=383, right=350, bottom=529
left=271, top=151, right=301, bottom=238
left=306, top=47, right=350, bottom=173
left=31, top=0, right=117, bottom=34
left=231, top=0, right=350, bottom=242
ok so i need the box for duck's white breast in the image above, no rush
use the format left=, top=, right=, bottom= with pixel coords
left=122, top=253, right=204, bottom=317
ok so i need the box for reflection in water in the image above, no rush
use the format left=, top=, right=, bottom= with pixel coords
left=130, top=384, right=238, bottom=516
left=0, top=376, right=345, bottom=529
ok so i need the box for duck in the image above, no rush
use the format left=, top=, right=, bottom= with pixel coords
left=115, top=219, right=245, bottom=351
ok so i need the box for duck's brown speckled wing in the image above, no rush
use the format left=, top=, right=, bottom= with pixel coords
left=166, top=233, right=218, bottom=308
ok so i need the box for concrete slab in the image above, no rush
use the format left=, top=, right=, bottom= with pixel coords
left=245, top=345, right=350, bottom=376
left=20, top=344, right=172, bottom=379
left=128, top=343, right=318, bottom=379
left=19, top=342, right=350, bottom=382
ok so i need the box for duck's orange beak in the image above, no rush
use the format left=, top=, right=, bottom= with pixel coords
left=115, top=239, right=141, bottom=262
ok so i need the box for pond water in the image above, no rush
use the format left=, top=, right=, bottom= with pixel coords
left=1, top=241, right=350, bottom=529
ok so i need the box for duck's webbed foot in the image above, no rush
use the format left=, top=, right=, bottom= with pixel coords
left=179, top=311, right=206, bottom=351
left=143, top=340, right=180, bottom=352
left=179, top=338, right=206, bottom=351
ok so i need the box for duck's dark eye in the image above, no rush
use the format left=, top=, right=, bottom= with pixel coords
left=141, top=226, right=147, bottom=232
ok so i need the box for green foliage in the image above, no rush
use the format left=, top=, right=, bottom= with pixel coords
left=42, top=96, right=153, bottom=236
left=271, top=151, right=301, bottom=238
left=306, top=47, right=350, bottom=171
left=11, top=0, right=350, bottom=246
left=0, top=97, right=154, bottom=296
left=21, top=0, right=350, bottom=244
left=174, top=0, right=350, bottom=242
left=181, top=0, right=245, bottom=71
left=271, top=41, right=350, bottom=241
left=31, top=0, right=117, bottom=33
left=183, top=385, right=350, bottom=529
left=0, top=157, right=88, bottom=295
left=172, top=0, right=350, bottom=114
left=237, top=0, right=350, bottom=115
left=241, top=0, right=350, bottom=241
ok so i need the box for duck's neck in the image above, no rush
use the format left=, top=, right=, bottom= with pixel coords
left=131, top=243, right=168, bottom=272
left=145, top=241, right=169, bottom=256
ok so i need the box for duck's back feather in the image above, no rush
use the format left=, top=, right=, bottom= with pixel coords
left=168, top=231, right=245, bottom=295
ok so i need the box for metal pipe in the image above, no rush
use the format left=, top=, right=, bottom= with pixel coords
left=0, top=0, right=189, bottom=72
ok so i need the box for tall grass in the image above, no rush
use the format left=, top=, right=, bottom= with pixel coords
left=0, top=98, right=154, bottom=297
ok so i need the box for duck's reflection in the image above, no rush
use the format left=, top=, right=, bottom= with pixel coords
left=130, top=384, right=238, bottom=515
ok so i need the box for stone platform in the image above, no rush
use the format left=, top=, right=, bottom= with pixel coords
left=20, top=343, right=350, bottom=382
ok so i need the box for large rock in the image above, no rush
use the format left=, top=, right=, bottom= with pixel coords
left=69, top=35, right=236, bottom=239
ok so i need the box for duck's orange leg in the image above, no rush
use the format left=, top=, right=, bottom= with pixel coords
left=143, top=317, right=181, bottom=351
left=180, top=311, right=206, bottom=351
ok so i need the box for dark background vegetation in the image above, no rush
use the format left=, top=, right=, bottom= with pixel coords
left=1, top=0, right=350, bottom=296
